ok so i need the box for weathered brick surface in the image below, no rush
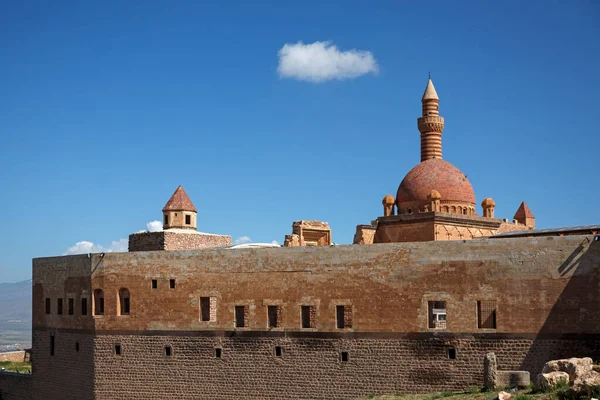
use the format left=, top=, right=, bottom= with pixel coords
left=0, top=373, right=31, bottom=400
left=26, top=235, right=600, bottom=399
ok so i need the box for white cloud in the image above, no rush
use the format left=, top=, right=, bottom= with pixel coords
left=271, top=240, right=280, bottom=245
left=63, top=238, right=128, bottom=255
left=234, top=236, right=252, bottom=245
left=277, top=41, right=378, bottom=83
left=146, top=220, right=163, bottom=232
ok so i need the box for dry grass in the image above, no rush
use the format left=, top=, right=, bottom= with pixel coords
left=356, top=389, right=559, bottom=400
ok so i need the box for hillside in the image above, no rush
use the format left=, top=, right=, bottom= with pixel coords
left=0, top=280, right=32, bottom=352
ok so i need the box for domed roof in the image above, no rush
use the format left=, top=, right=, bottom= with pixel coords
left=427, top=189, right=441, bottom=200
left=396, top=158, right=475, bottom=205
left=382, top=194, right=395, bottom=205
left=481, top=197, right=496, bottom=208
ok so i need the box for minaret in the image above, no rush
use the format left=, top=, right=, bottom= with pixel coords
left=417, top=77, right=445, bottom=162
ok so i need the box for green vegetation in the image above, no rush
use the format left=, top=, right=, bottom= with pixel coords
left=0, top=361, right=31, bottom=374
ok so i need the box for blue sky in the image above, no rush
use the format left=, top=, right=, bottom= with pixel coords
left=1, top=1, right=599, bottom=282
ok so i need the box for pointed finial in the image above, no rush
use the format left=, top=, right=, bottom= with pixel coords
left=429, top=71, right=431, bottom=80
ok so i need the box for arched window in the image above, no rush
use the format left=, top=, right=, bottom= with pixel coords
left=93, top=289, right=104, bottom=316
left=118, top=288, right=130, bottom=316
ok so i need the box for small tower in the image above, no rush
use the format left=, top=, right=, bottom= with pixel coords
left=427, top=189, right=441, bottom=212
left=162, top=185, right=197, bottom=230
left=481, top=198, right=496, bottom=218
left=514, top=202, right=535, bottom=229
left=382, top=194, right=396, bottom=217
left=417, top=77, right=445, bottom=162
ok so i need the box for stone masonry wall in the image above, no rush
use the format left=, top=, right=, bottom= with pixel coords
left=0, top=351, right=26, bottom=363
left=90, top=334, right=600, bottom=400
left=128, top=231, right=231, bottom=252
left=0, top=373, right=32, bottom=400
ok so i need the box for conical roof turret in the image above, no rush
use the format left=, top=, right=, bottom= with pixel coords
left=162, top=185, right=197, bottom=212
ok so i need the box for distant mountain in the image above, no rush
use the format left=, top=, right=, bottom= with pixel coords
left=0, top=280, right=32, bottom=320
left=0, top=280, right=32, bottom=351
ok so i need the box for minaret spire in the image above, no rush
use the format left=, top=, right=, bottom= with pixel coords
left=417, top=77, right=444, bottom=162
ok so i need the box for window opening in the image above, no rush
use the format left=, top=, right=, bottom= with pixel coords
left=68, top=298, right=74, bottom=315
left=448, top=348, right=457, bottom=360
left=50, top=334, right=55, bottom=356
left=45, top=298, right=51, bottom=314
left=301, top=305, right=315, bottom=329
left=185, top=215, right=191, bottom=225
left=81, top=297, right=88, bottom=316
left=151, top=280, right=157, bottom=289
left=341, top=351, right=349, bottom=362
left=428, top=301, right=447, bottom=329
left=165, top=345, right=172, bottom=357
left=235, top=305, right=246, bottom=328
left=164, top=215, right=168, bottom=225
left=94, top=289, right=104, bottom=316
left=275, top=346, right=282, bottom=357
left=75, top=342, right=80, bottom=352
left=115, top=344, right=121, bottom=356
left=268, top=305, right=281, bottom=328
left=336, top=305, right=351, bottom=329
left=200, top=297, right=212, bottom=321
left=477, top=300, right=497, bottom=329
left=169, top=279, right=175, bottom=289
left=57, top=298, right=63, bottom=315
left=119, top=289, right=130, bottom=315
left=215, top=348, right=222, bottom=358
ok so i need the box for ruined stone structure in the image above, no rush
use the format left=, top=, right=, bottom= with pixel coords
left=128, top=185, right=231, bottom=251
left=283, top=220, right=332, bottom=247
left=354, top=79, right=534, bottom=244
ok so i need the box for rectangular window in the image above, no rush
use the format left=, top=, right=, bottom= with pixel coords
left=75, top=342, right=80, bottom=352
left=448, top=348, right=457, bottom=360
left=57, top=298, right=63, bottom=315
left=301, top=305, right=315, bottom=329
left=235, top=305, right=246, bottom=328
left=185, top=215, right=191, bottom=225
left=215, top=348, right=222, bottom=358
left=45, top=298, right=51, bottom=314
left=151, top=279, right=157, bottom=289
left=115, top=344, right=121, bottom=356
left=170, top=279, right=175, bottom=289
left=341, top=351, right=349, bottom=362
left=68, top=298, right=74, bottom=315
left=200, top=297, right=216, bottom=322
left=275, top=346, right=282, bottom=357
left=268, top=305, right=281, bottom=328
left=336, top=305, right=352, bottom=329
left=81, top=298, right=88, bottom=316
left=428, top=301, right=447, bottom=329
left=165, top=345, right=172, bottom=357
left=50, top=334, right=55, bottom=356
left=164, top=215, right=168, bottom=225
left=477, top=300, right=497, bottom=329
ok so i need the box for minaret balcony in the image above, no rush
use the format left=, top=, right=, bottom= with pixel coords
left=418, top=115, right=444, bottom=133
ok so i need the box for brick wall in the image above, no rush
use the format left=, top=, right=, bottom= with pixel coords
left=0, top=373, right=32, bottom=400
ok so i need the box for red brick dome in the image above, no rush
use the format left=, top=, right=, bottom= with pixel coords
left=396, top=158, right=475, bottom=205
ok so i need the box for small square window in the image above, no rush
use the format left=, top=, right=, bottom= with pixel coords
left=165, top=345, right=172, bottom=357
left=185, top=215, right=191, bottom=225
left=275, top=346, right=282, bottom=357
left=151, top=280, right=158, bottom=289
left=170, top=279, right=175, bottom=289
left=115, top=344, right=122, bottom=356
left=341, top=351, right=349, bottom=362
left=215, top=348, right=222, bottom=358
left=448, top=348, right=457, bottom=360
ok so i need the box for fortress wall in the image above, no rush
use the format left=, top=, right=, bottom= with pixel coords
left=128, top=231, right=232, bottom=252
left=75, top=235, right=600, bottom=334
left=90, top=334, right=600, bottom=400
left=0, top=372, right=31, bottom=400
left=31, top=330, right=94, bottom=400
